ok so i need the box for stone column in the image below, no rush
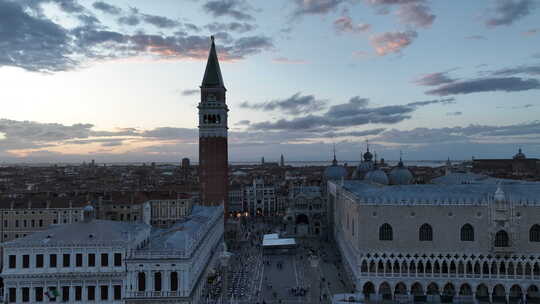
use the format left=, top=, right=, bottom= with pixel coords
left=164, top=270, right=170, bottom=292
left=82, top=282, right=88, bottom=301
left=108, top=282, right=114, bottom=301
left=147, top=271, right=152, bottom=292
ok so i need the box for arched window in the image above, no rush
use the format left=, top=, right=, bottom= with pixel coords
left=379, top=223, right=393, bottom=241
left=419, top=223, right=433, bottom=241
left=154, top=272, right=162, bottom=291
left=138, top=272, right=146, bottom=291
left=495, top=230, right=509, bottom=247
left=530, top=225, right=540, bottom=242
left=461, top=224, right=475, bottom=241
left=170, top=272, right=178, bottom=291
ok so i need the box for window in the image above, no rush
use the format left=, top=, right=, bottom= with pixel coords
left=76, top=254, right=83, bottom=267
left=63, top=254, right=70, bottom=267
left=101, top=253, right=108, bottom=267
left=154, top=272, right=162, bottom=291
left=461, top=224, right=475, bottom=241
left=88, top=253, right=95, bottom=267
left=4, top=220, right=7, bottom=227
left=138, top=272, right=146, bottom=291
left=100, top=286, right=108, bottom=301
left=62, top=286, right=69, bottom=302
left=419, top=223, right=433, bottom=241
left=23, top=219, right=27, bottom=227
left=114, top=253, right=122, bottom=267
left=87, top=286, right=95, bottom=301
left=22, top=287, right=30, bottom=302
left=170, top=272, right=178, bottom=291
left=39, top=219, right=43, bottom=227
left=35, top=287, right=44, bottom=302
left=31, top=219, right=35, bottom=227
left=530, top=224, right=540, bottom=242
left=36, top=254, right=44, bottom=268
left=75, top=286, right=82, bottom=301
left=9, top=288, right=16, bottom=303
left=495, top=230, right=509, bottom=247
left=9, top=255, right=16, bottom=268
left=15, top=220, right=19, bottom=228
left=114, top=285, right=122, bottom=300
left=379, top=223, right=393, bottom=241
left=23, top=254, right=30, bottom=268
left=50, top=254, right=57, bottom=267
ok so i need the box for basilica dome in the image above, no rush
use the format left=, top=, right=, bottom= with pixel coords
left=365, top=169, right=389, bottom=185
left=389, top=159, right=413, bottom=185
left=324, top=155, right=347, bottom=180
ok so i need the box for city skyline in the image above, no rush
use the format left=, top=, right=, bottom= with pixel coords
left=1, top=0, right=540, bottom=162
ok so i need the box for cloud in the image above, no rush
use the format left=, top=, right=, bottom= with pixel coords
left=292, top=0, right=346, bottom=16
left=491, top=64, right=540, bottom=76
left=374, top=121, right=540, bottom=145
left=523, top=28, right=539, bottom=35
left=236, top=120, right=251, bottom=126
left=117, top=12, right=140, bottom=26
left=334, top=15, right=371, bottom=34
left=406, top=98, right=456, bottom=107
left=414, top=72, right=457, bottom=86
left=465, top=35, right=487, bottom=40
left=0, top=0, right=75, bottom=72
left=92, top=1, right=122, bottom=15
left=446, top=111, right=463, bottom=116
left=140, top=127, right=197, bottom=140
left=370, top=30, right=417, bottom=56
left=272, top=57, right=308, bottom=64
left=365, top=0, right=425, bottom=4
left=181, top=89, right=199, bottom=96
left=395, top=3, right=435, bottom=28
left=203, top=0, right=254, bottom=21
left=141, top=14, right=180, bottom=28
left=240, top=93, right=327, bottom=115
left=249, top=96, right=438, bottom=131
left=323, top=128, right=386, bottom=137
left=426, top=77, right=540, bottom=96
left=485, top=0, right=535, bottom=27
left=205, top=22, right=256, bottom=33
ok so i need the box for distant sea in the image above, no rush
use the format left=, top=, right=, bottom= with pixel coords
left=1, top=160, right=458, bottom=168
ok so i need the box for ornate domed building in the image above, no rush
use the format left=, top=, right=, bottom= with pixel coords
left=324, top=152, right=348, bottom=180
left=513, top=148, right=526, bottom=160
left=389, top=157, right=414, bottom=185
left=364, top=158, right=389, bottom=185
left=353, top=146, right=374, bottom=179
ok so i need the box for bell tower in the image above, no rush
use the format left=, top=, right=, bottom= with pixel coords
left=198, top=36, right=229, bottom=217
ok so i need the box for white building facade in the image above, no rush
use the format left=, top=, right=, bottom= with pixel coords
left=123, top=205, right=224, bottom=304
left=329, top=179, right=540, bottom=303
left=1, top=207, right=151, bottom=303
left=1, top=205, right=224, bottom=304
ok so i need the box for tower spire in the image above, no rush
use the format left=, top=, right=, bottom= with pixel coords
left=332, top=142, right=337, bottom=166
left=202, top=36, right=225, bottom=89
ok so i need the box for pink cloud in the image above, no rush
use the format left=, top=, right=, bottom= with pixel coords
left=370, top=31, right=417, bottom=56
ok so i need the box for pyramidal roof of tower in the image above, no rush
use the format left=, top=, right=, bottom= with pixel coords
left=201, top=36, right=225, bottom=89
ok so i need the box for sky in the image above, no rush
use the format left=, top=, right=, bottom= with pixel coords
left=0, top=0, right=539, bottom=163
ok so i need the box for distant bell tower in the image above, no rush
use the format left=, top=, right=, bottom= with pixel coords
left=198, top=36, right=229, bottom=217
